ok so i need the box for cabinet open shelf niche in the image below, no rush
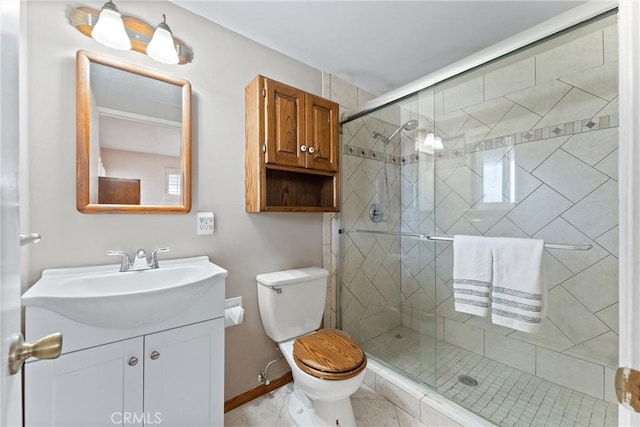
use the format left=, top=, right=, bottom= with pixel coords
left=265, top=167, right=338, bottom=212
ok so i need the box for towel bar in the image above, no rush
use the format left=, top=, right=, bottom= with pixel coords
left=339, top=229, right=592, bottom=251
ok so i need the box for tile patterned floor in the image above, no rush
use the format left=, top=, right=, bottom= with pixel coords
left=361, top=326, right=618, bottom=427
left=224, top=382, right=427, bottom=427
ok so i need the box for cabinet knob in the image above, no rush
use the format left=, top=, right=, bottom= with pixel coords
left=150, top=351, right=160, bottom=360
left=128, top=356, right=139, bottom=367
left=300, top=145, right=307, bottom=152
left=308, top=146, right=315, bottom=154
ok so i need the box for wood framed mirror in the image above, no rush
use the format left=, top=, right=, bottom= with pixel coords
left=76, top=50, right=191, bottom=213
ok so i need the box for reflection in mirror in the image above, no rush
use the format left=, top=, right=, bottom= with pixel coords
left=76, top=50, right=191, bottom=213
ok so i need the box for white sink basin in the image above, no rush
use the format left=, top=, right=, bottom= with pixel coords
left=22, top=256, right=227, bottom=329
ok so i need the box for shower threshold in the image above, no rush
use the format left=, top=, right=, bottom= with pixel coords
left=361, top=326, right=617, bottom=427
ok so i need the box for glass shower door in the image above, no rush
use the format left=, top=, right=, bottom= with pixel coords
left=339, top=95, right=437, bottom=388
left=431, top=13, right=619, bottom=426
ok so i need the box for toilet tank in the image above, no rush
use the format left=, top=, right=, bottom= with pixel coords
left=256, top=267, right=328, bottom=343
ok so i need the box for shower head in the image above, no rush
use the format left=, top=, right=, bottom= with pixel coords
left=403, top=119, right=419, bottom=130
left=386, top=120, right=419, bottom=142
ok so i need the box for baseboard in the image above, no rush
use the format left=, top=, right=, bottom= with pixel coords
left=224, top=372, right=293, bottom=413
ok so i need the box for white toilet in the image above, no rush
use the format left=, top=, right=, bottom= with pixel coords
left=257, top=267, right=366, bottom=427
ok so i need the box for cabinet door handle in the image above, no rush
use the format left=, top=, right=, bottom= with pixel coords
left=307, top=146, right=315, bottom=154
left=300, top=145, right=307, bottom=152
left=150, top=351, right=160, bottom=360
left=128, top=356, right=139, bottom=367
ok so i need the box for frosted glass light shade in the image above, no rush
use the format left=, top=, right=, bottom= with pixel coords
left=91, top=2, right=131, bottom=51
left=415, top=132, right=444, bottom=153
left=147, top=20, right=179, bottom=65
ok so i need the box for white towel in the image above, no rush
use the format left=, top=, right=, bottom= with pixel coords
left=452, top=235, right=493, bottom=317
left=491, top=237, right=546, bottom=333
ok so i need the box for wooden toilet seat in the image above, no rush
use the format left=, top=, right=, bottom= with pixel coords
left=293, top=329, right=367, bottom=380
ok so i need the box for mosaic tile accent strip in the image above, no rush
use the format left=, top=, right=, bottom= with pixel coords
left=362, top=326, right=617, bottom=427
left=343, top=144, right=405, bottom=165
left=343, top=114, right=618, bottom=164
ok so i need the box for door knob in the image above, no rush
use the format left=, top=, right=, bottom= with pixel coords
left=307, top=146, right=315, bottom=154
left=300, top=145, right=307, bottom=152
left=128, top=357, right=139, bottom=367
left=8, top=332, right=62, bottom=375
left=150, top=351, right=160, bottom=360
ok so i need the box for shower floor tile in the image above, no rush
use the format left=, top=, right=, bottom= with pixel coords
left=361, top=326, right=617, bottom=427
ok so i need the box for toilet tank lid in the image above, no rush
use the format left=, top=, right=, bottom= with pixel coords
left=256, top=267, right=328, bottom=287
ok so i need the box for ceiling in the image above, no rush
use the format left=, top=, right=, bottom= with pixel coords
left=172, top=1, right=585, bottom=95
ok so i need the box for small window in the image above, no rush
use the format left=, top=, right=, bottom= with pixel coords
left=165, top=169, right=181, bottom=196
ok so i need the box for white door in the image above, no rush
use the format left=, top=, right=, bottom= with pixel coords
left=0, top=1, right=24, bottom=425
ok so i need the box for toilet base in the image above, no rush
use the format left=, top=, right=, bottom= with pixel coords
left=288, top=387, right=356, bottom=427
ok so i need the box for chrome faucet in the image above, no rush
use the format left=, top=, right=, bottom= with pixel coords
left=131, top=249, right=151, bottom=270
left=107, top=247, right=170, bottom=272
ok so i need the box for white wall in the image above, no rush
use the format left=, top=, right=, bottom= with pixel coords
left=101, top=148, right=180, bottom=205
left=24, top=1, right=323, bottom=399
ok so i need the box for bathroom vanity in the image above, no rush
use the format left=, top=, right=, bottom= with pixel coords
left=22, top=257, right=226, bottom=427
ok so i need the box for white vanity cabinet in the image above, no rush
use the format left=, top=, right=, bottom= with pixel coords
left=22, top=257, right=226, bottom=427
left=25, top=319, right=223, bottom=427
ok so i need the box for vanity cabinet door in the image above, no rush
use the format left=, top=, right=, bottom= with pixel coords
left=143, top=319, right=224, bottom=426
left=305, top=94, right=339, bottom=172
left=24, top=338, right=143, bottom=427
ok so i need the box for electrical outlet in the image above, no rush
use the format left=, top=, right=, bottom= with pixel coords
left=197, top=212, right=214, bottom=235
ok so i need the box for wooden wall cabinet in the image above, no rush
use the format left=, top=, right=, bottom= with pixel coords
left=245, top=75, right=340, bottom=212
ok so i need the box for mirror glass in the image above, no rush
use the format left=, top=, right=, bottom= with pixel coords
left=76, top=50, right=191, bottom=213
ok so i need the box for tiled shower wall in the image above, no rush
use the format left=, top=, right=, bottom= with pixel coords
left=321, top=74, right=378, bottom=331
left=399, top=18, right=619, bottom=403
left=339, top=110, right=407, bottom=343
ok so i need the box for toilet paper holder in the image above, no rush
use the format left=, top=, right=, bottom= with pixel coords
left=224, top=297, right=244, bottom=328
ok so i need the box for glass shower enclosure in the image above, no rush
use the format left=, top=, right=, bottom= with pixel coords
left=339, top=12, right=619, bottom=427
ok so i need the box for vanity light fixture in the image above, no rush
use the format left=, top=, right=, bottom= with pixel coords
left=147, top=15, right=179, bottom=65
left=91, top=1, right=131, bottom=51
left=68, top=6, right=193, bottom=64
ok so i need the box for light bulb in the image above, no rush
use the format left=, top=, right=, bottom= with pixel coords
left=147, top=15, right=179, bottom=65
left=91, top=1, right=131, bottom=51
